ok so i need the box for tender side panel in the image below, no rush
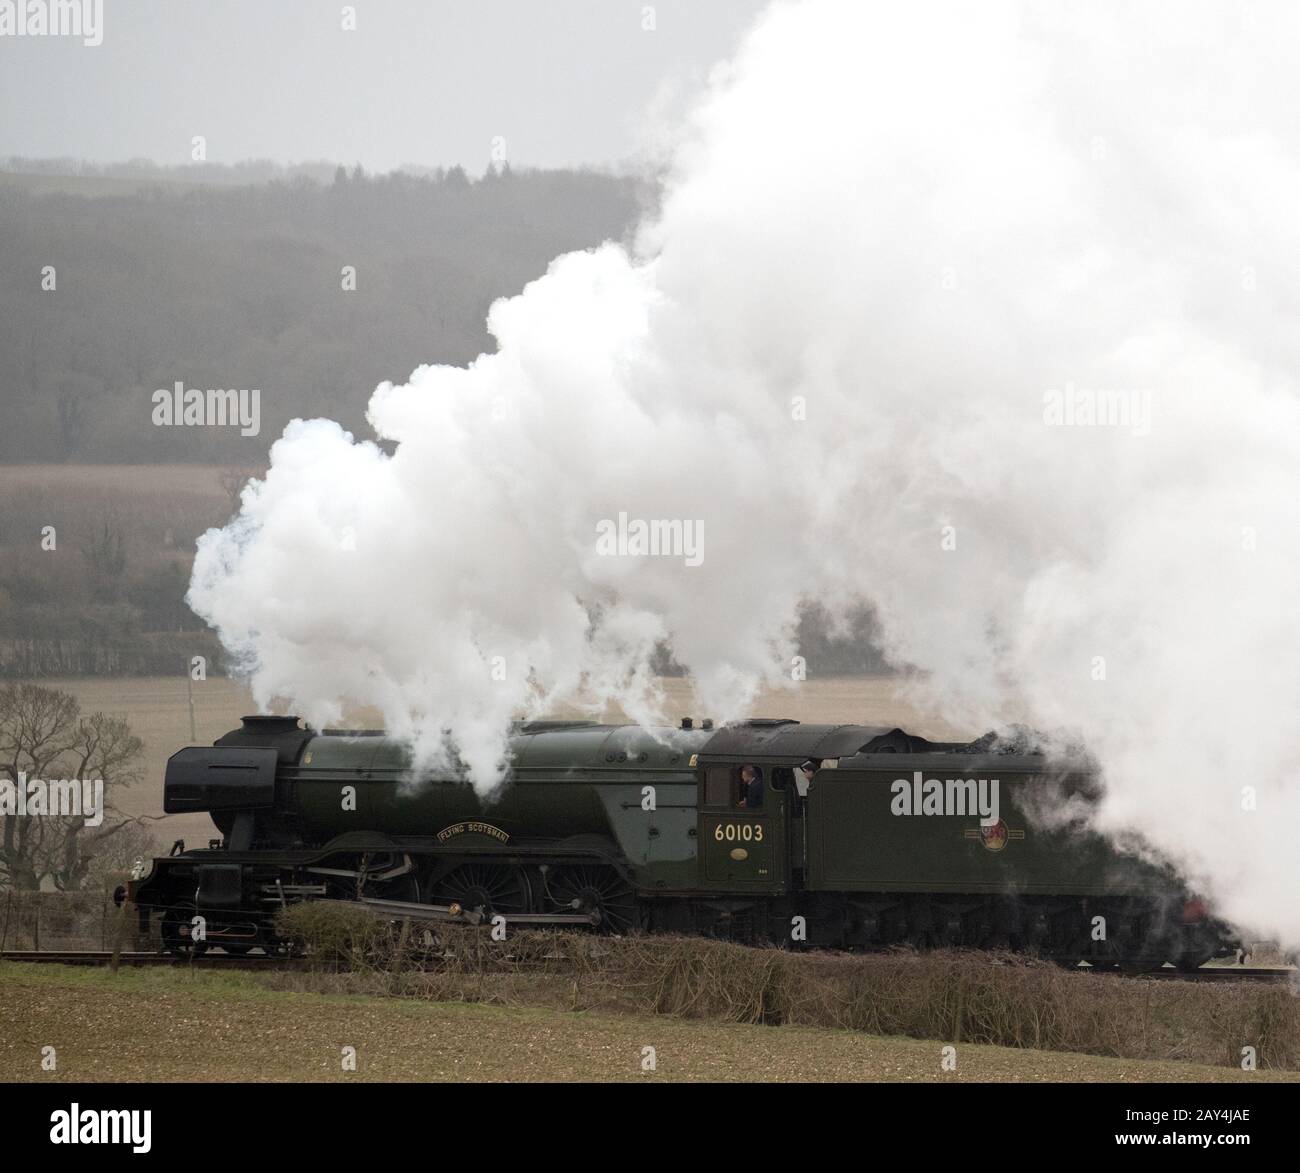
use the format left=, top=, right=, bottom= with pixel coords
left=809, top=764, right=1151, bottom=896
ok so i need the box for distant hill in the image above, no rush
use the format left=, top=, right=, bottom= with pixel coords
left=0, top=161, right=646, bottom=463
left=0, top=170, right=219, bottom=197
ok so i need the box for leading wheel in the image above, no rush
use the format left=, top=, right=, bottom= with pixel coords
left=160, top=902, right=209, bottom=956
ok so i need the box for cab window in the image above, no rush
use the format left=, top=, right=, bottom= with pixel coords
left=704, top=767, right=732, bottom=807
left=736, top=764, right=763, bottom=809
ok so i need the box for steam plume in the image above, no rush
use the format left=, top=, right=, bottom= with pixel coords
left=190, top=1, right=1300, bottom=943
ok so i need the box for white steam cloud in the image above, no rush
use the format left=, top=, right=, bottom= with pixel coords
left=190, top=1, right=1300, bottom=944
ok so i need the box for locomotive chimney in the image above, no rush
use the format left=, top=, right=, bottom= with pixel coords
left=680, top=717, right=694, bottom=730
left=239, top=715, right=302, bottom=734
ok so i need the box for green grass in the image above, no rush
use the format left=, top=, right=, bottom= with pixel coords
left=3, top=961, right=1297, bottom=1083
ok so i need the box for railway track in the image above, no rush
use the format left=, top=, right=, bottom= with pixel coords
left=0, top=950, right=304, bottom=969
left=1, top=948, right=1295, bottom=981
left=1139, top=965, right=1295, bottom=983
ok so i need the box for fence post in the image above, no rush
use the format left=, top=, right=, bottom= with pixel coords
left=109, top=900, right=129, bottom=974
left=34, top=898, right=40, bottom=952
left=0, top=889, right=11, bottom=951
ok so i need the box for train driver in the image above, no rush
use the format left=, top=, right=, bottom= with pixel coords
left=737, top=764, right=764, bottom=809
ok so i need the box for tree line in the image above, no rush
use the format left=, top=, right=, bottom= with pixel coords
left=0, top=161, right=645, bottom=463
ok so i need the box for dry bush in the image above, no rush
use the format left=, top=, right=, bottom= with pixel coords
left=274, top=900, right=413, bottom=969
left=264, top=912, right=1300, bottom=1071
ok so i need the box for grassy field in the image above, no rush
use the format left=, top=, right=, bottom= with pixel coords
left=3, top=961, right=1292, bottom=1083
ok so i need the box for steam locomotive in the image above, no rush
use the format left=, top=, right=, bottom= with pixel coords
left=127, top=714, right=1239, bottom=971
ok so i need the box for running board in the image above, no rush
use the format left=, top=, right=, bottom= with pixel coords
left=358, top=896, right=600, bottom=927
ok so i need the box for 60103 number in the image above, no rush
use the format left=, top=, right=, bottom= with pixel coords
left=714, top=822, right=763, bottom=842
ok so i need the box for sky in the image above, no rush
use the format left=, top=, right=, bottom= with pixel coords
left=0, top=0, right=767, bottom=171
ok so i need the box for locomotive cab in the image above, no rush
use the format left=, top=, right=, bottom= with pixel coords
left=697, top=761, right=783, bottom=887
left=691, top=719, right=894, bottom=895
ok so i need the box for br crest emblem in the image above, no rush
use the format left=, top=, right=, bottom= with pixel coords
left=964, top=819, right=1025, bottom=852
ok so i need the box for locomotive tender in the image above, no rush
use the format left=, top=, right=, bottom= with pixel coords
left=128, top=714, right=1238, bottom=971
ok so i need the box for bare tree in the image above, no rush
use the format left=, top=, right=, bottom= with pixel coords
left=56, top=387, right=87, bottom=459
left=81, top=819, right=161, bottom=889
left=80, top=521, right=128, bottom=601
left=217, top=467, right=251, bottom=515
left=0, top=684, right=149, bottom=891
